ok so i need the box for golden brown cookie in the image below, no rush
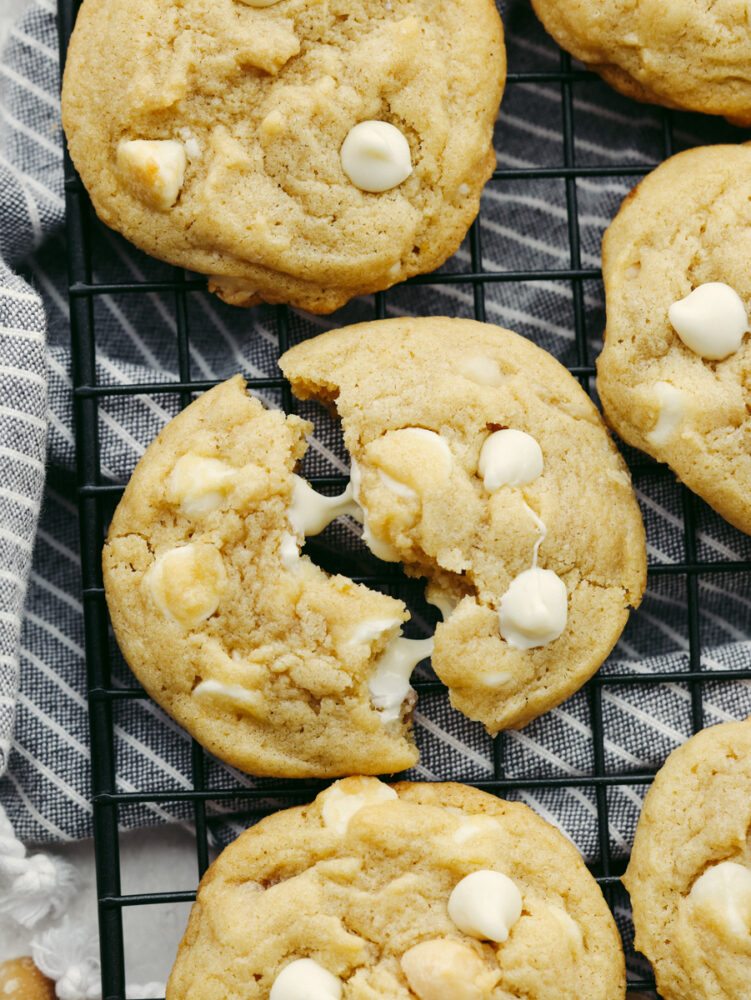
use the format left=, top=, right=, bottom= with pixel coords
left=103, top=376, right=420, bottom=778
left=596, top=143, right=751, bottom=535
left=623, top=718, right=751, bottom=1000
left=281, top=317, right=647, bottom=733
left=167, top=778, right=626, bottom=1000
left=61, top=0, right=506, bottom=313
left=530, top=0, right=751, bottom=125
left=0, top=958, right=56, bottom=1000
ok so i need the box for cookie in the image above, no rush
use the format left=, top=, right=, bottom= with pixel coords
left=623, top=718, right=751, bottom=1000
left=0, top=959, right=55, bottom=1000
left=167, top=777, right=626, bottom=1000
left=530, top=0, right=751, bottom=125
left=61, top=0, right=506, bottom=313
left=281, top=317, right=647, bottom=733
left=103, top=375, right=422, bottom=778
left=596, top=143, right=751, bottom=535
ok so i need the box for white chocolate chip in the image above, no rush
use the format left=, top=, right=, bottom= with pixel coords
left=320, top=777, right=397, bottom=835
left=270, top=959, right=342, bottom=1000
left=498, top=567, right=567, bottom=649
left=688, top=861, right=751, bottom=938
left=401, top=939, right=496, bottom=1000
left=347, top=617, right=403, bottom=646
left=350, top=459, right=401, bottom=563
left=668, top=282, right=747, bottom=360
left=279, top=531, right=301, bottom=570
left=167, top=455, right=237, bottom=517
left=646, top=381, right=685, bottom=447
left=144, top=543, right=226, bottom=627
left=452, top=816, right=503, bottom=845
left=192, top=679, right=264, bottom=717
left=377, top=469, right=418, bottom=500
left=369, top=636, right=433, bottom=722
left=459, top=356, right=505, bottom=387
left=116, top=139, right=187, bottom=211
left=448, top=870, right=523, bottom=942
left=479, top=429, right=543, bottom=490
left=289, top=476, right=361, bottom=538
left=425, top=588, right=458, bottom=622
left=340, top=121, right=412, bottom=193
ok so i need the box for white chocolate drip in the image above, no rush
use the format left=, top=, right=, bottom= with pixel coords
left=288, top=475, right=361, bottom=537
left=448, top=870, right=523, bottom=942
left=689, top=861, right=751, bottom=938
left=521, top=500, right=547, bottom=567
left=320, top=777, right=397, bottom=835
left=498, top=567, right=567, bottom=650
left=192, top=679, right=263, bottom=717
left=340, top=120, right=412, bottom=193
left=426, top=589, right=458, bottom=621
left=479, top=429, right=543, bottom=490
left=369, top=636, right=433, bottom=722
left=270, top=959, right=342, bottom=1000
left=646, top=381, right=685, bottom=447
left=668, top=282, right=748, bottom=360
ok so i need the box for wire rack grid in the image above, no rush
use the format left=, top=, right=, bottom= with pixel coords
left=57, top=0, right=751, bottom=997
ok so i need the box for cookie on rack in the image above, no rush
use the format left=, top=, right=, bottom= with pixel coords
left=167, top=777, right=626, bottom=1000
left=623, top=718, right=751, bottom=1000
left=103, top=375, right=423, bottom=778
left=281, top=316, right=647, bottom=733
left=61, top=0, right=506, bottom=314
left=530, top=0, right=751, bottom=125
left=596, top=143, right=751, bottom=535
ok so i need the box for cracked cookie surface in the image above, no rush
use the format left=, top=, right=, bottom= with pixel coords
left=597, top=143, right=751, bottom=535
left=623, top=718, right=751, bottom=1000
left=61, top=0, right=505, bottom=313
left=102, top=376, right=418, bottom=778
left=167, top=778, right=626, bottom=1000
left=281, top=317, right=646, bottom=732
left=530, top=0, right=751, bottom=125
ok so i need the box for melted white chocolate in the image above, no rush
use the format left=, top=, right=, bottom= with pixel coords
left=369, top=636, right=433, bottom=722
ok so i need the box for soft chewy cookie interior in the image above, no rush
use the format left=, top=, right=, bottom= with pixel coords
left=281, top=316, right=647, bottom=733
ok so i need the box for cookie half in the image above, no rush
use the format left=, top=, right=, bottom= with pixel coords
left=530, top=0, right=751, bottom=125
left=623, top=719, right=751, bottom=1000
left=102, top=376, right=420, bottom=777
left=167, top=778, right=626, bottom=1000
left=597, top=143, right=751, bottom=535
left=281, top=317, right=647, bottom=732
left=61, top=0, right=505, bottom=313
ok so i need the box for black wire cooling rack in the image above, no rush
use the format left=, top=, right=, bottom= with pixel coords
left=57, top=0, right=751, bottom=997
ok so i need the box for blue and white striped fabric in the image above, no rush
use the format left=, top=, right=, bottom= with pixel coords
left=0, top=0, right=750, bottom=923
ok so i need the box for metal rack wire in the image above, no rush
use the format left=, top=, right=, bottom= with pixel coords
left=57, top=0, right=751, bottom=996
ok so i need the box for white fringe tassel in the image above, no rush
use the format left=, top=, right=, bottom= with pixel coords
left=2, top=804, right=167, bottom=1000
left=0, top=805, right=78, bottom=928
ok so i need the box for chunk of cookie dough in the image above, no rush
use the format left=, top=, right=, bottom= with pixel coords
left=281, top=317, right=646, bottom=733
left=596, top=143, right=751, bottom=535
left=61, top=0, right=506, bottom=314
left=530, top=0, right=751, bottom=125
left=623, top=718, right=751, bottom=1000
left=103, top=376, right=422, bottom=777
left=166, top=778, right=626, bottom=1000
